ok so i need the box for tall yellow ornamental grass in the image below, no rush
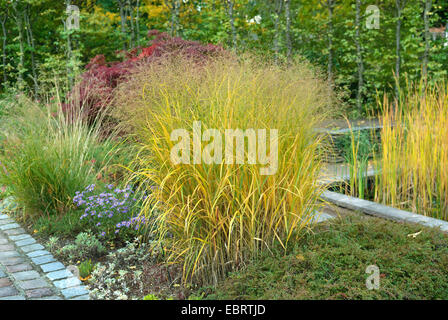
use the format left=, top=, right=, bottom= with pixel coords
left=375, top=82, right=448, bottom=220
left=115, top=56, right=335, bottom=285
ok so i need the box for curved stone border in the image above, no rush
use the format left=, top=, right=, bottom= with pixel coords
left=321, top=191, right=448, bottom=232
left=0, top=213, right=90, bottom=300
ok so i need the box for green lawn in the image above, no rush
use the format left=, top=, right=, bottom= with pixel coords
left=200, top=214, right=448, bottom=300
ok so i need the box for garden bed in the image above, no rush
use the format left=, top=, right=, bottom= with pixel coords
left=8, top=207, right=190, bottom=300
left=0, top=23, right=446, bottom=301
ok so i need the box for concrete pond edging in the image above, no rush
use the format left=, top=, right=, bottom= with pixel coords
left=321, top=191, right=448, bottom=233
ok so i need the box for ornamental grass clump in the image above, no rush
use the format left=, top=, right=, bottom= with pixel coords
left=0, top=95, right=118, bottom=217
left=116, top=55, right=335, bottom=285
left=374, top=82, right=448, bottom=220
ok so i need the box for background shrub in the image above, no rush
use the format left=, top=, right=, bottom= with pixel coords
left=65, top=30, right=227, bottom=126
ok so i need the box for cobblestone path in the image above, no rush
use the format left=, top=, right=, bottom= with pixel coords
left=0, top=213, right=89, bottom=300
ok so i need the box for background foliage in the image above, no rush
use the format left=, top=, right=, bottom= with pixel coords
left=0, top=0, right=447, bottom=115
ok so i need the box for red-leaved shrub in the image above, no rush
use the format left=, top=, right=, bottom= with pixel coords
left=64, top=30, right=227, bottom=125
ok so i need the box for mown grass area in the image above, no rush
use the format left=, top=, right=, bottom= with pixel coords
left=199, top=214, right=448, bottom=300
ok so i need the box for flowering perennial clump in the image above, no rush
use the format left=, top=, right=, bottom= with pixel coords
left=73, top=184, right=147, bottom=239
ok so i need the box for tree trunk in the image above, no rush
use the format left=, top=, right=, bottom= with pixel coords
left=355, top=0, right=364, bottom=111
left=127, top=0, right=135, bottom=49
left=12, top=2, right=25, bottom=90
left=395, top=0, right=405, bottom=100
left=327, top=0, right=334, bottom=89
left=284, top=0, right=292, bottom=60
left=225, top=0, right=237, bottom=49
left=0, top=14, right=7, bottom=87
left=65, top=0, right=74, bottom=89
left=174, top=0, right=180, bottom=36
left=118, top=0, right=127, bottom=51
left=166, top=0, right=180, bottom=37
left=273, top=0, right=283, bottom=63
left=25, top=5, right=39, bottom=96
left=422, top=0, right=432, bottom=80
left=136, top=0, right=140, bottom=47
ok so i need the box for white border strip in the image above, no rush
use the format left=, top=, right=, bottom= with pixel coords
left=321, top=191, right=448, bottom=233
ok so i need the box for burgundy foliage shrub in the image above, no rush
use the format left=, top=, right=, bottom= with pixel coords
left=65, top=30, right=227, bottom=124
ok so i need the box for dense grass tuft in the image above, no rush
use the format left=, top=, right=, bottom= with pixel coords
left=374, top=82, right=448, bottom=219
left=0, top=95, right=118, bottom=217
left=115, top=55, right=336, bottom=285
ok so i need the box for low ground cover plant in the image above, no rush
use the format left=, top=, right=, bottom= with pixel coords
left=202, top=214, right=448, bottom=300
left=78, top=259, right=95, bottom=279
left=86, top=240, right=184, bottom=300
left=58, top=232, right=107, bottom=263
left=115, top=54, right=336, bottom=285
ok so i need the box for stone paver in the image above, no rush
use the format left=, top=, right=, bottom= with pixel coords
left=31, top=255, right=56, bottom=265
left=0, top=223, right=21, bottom=231
left=5, top=263, right=33, bottom=273
left=0, top=211, right=90, bottom=300
left=9, top=234, right=31, bottom=241
left=47, top=269, right=74, bottom=281
left=61, top=286, right=89, bottom=299
left=0, top=295, right=26, bottom=300
left=0, top=286, right=18, bottom=297
left=25, top=288, right=54, bottom=299
left=70, top=294, right=90, bottom=300
left=0, top=251, right=20, bottom=259
left=4, top=228, right=26, bottom=236
left=40, top=262, right=65, bottom=273
left=27, top=250, right=50, bottom=258
left=53, top=277, right=81, bottom=289
left=0, top=256, right=25, bottom=266
left=39, top=295, right=63, bottom=300
left=21, top=243, right=44, bottom=253
left=0, top=277, right=12, bottom=287
left=12, top=270, right=41, bottom=281
left=0, top=244, right=15, bottom=251
left=17, top=278, right=51, bottom=290
left=15, top=238, right=36, bottom=247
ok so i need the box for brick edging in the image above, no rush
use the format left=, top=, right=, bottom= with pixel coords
left=0, top=213, right=90, bottom=300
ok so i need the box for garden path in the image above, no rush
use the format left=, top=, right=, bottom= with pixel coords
left=0, top=213, right=90, bottom=300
